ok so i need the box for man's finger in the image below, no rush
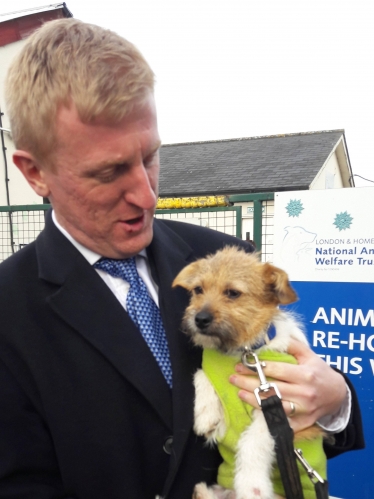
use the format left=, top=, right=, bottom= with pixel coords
left=286, top=338, right=312, bottom=360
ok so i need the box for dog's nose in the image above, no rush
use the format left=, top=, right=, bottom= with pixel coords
left=195, top=311, right=212, bottom=331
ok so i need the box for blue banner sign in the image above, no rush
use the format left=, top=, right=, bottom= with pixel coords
left=274, top=188, right=374, bottom=499
left=289, top=281, right=372, bottom=499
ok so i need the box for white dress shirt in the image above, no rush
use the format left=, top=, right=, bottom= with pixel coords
left=52, top=211, right=159, bottom=309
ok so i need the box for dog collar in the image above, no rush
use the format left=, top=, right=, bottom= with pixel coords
left=266, top=324, right=277, bottom=342
left=251, top=323, right=276, bottom=350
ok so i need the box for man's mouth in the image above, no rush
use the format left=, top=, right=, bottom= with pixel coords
left=127, top=216, right=143, bottom=225
left=120, top=214, right=146, bottom=231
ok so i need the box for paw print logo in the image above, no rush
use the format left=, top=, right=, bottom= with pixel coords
left=286, top=199, right=304, bottom=218
left=333, top=211, right=353, bottom=231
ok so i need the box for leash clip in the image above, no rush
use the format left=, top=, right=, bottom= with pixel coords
left=241, top=347, right=282, bottom=406
left=294, top=448, right=325, bottom=484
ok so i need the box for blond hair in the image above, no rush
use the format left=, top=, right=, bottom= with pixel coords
left=5, top=18, right=155, bottom=163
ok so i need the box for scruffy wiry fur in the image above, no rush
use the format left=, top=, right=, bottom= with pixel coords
left=172, top=246, right=325, bottom=499
left=173, top=246, right=300, bottom=354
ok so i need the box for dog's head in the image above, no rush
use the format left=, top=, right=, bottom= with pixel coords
left=172, top=246, right=297, bottom=352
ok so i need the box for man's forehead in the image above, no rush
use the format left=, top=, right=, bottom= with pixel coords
left=51, top=95, right=160, bottom=169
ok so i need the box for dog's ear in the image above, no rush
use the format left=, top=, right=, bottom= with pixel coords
left=262, top=263, right=298, bottom=305
left=172, top=261, right=201, bottom=290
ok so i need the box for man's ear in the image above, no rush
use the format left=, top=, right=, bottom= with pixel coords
left=13, top=151, right=51, bottom=198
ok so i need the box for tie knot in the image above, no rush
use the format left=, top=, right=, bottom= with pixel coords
left=94, top=256, right=139, bottom=284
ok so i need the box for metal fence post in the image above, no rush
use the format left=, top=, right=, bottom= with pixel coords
left=253, top=199, right=263, bottom=253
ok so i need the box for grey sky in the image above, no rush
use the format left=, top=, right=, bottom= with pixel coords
left=3, top=0, right=374, bottom=187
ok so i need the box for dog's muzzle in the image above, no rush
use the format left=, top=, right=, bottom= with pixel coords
left=194, top=311, right=213, bottom=332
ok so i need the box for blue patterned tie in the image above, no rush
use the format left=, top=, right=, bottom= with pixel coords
left=94, top=257, right=172, bottom=387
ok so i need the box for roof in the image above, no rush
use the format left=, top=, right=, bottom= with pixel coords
left=0, top=3, right=71, bottom=23
left=159, top=130, right=345, bottom=197
left=0, top=3, right=72, bottom=47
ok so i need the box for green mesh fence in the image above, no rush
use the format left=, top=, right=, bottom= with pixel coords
left=0, top=205, right=242, bottom=262
left=0, top=205, right=49, bottom=262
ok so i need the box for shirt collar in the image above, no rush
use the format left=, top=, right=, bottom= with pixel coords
left=51, top=210, right=147, bottom=264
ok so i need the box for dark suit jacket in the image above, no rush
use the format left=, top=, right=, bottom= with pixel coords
left=0, top=214, right=364, bottom=499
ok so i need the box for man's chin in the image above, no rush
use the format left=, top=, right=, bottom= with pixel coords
left=111, top=227, right=154, bottom=259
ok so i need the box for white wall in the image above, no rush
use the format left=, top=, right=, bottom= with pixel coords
left=239, top=201, right=255, bottom=241
left=310, top=151, right=344, bottom=190
left=0, top=39, right=42, bottom=206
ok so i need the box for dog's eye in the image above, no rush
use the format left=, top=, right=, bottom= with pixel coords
left=193, top=286, right=203, bottom=295
left=224, top=289, right=241, bottom=299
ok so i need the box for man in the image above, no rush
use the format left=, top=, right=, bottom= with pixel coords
left=0, top=18, right=364, bottom=499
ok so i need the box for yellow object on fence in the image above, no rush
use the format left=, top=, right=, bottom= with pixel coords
left=156, top=196, right=229, bottom=209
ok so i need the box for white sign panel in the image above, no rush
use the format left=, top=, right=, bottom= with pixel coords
left=274, top=188, right=374, bottom=283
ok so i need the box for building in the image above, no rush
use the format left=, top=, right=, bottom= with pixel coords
left=157, top=131, right=354, bottom=258
left=159, top=130, right=353, bottom=196
left=0, top=3, right=73, bottom=206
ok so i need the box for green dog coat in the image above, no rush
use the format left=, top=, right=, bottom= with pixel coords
left=202, top=348, right=327, bottom=499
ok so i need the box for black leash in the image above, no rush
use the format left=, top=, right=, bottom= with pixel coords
left=241, top=348, right=328, bottom=499
left=294, top=448, right=329, bottom=499
left=262, top=395, right=304, bottom=499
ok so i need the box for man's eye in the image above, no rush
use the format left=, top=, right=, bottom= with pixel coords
left=224, top=289, right=241, bottom=299
left=193, top=286, right=203, bottom=295
left=98, top=173, right=117, bottom=183
left=144, top=151, right=159, bottom=169
left=97, top=164, right=127, bottom=183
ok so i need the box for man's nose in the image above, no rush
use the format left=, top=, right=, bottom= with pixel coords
left=124, top=163, right=157, bottom=209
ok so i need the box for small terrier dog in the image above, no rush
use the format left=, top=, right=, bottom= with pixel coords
left=172, top=246, right=326, bottom=499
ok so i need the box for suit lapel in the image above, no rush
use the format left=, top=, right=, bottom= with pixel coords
left=149, top=220, right=202, bottom=492
left=37, top=215, right=204, bottom=493
left=36, top=214, right=172, bottom=429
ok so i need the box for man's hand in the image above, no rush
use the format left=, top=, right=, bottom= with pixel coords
left=229, top=339, right=347, bottom=433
